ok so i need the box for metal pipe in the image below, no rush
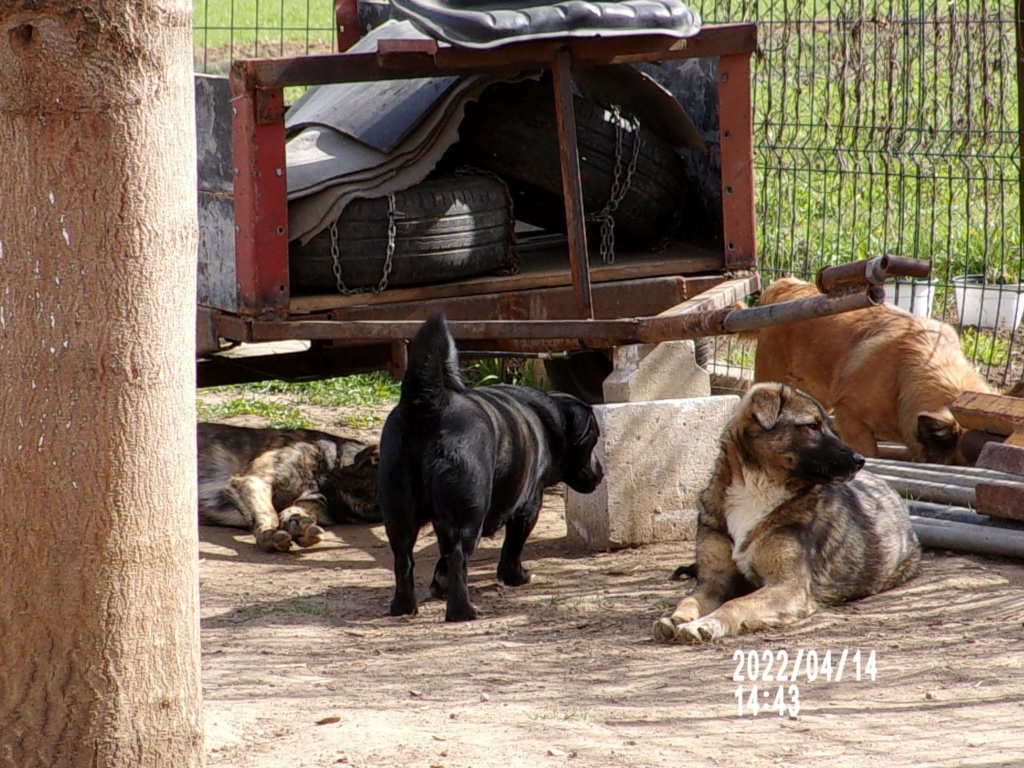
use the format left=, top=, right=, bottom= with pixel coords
left=868, top=468, right=978, bottom=490
left=246, top=286, right=885, bottom=344
left=907, top=501, right=1024, bottom=531
left=874, top=476, right=975, bottom=508
left=639, top=285, right=885, bottom=341
left=866, top=458, right=1022, bottom=485
left=910, top=516, right=1024, bottom=559
left=816, top=255, right=931, bottom=294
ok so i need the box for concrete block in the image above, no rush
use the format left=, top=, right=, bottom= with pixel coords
left=602, top=341, right=710, bottom=403
left=977, top=441, right=1024, bottom=477
left=566, top=395, right=740, bottom=550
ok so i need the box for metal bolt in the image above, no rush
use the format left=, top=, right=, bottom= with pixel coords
left=721, top=73, right=730, bottom=83
left=275, top=168, right=283, bottom=177
left=232, top=107, right=237, bottom=115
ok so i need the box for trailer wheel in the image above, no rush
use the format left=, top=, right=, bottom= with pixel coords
left=289, top=175, right=514, bottom=293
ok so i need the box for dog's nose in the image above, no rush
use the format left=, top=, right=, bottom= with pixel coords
left=852, top=453, right=866, bottom=470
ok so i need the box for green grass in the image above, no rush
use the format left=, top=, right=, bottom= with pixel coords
left=197, top=373, right=400, bottom=429
left=960, top=327, right=1012, bottom=368
left=463, top=358, right=543, bottom=389
left=197, top=397, right=314, bottom=428
left=233, top=373, right=401, bottom=409
left=528, top=706, right=593, bottom=723
left=193, top=0, right=334, bottom=53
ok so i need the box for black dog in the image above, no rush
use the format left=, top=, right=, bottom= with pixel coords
left=379, top=313, right=604, bottom=622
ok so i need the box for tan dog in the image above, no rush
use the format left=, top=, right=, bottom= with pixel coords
left=655, top=383, right=921, bottom=644
left=749, top=277, right=992, bottom=464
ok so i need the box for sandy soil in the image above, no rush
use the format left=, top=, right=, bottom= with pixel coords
left=198, top=406, right=1024, bottom=768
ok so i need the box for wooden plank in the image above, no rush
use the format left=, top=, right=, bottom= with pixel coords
left=950, top=391, right=1024, bottom=436
left=654, top=274, right=760, bottom=317
left=1003, top=431, right=1024, bottom=448
left=976, top=483, right=1024, bottom=522
left=288, top=245, right=723, bottom=314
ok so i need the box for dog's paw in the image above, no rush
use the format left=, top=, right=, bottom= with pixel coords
left=294, top=521, right=325, bottom=548
left=429, top=577, right=448, bottom=600
left=496, top=564, right=531, bottom=587
left=389, top=593, right=419, bottom=617
left=674, top=616, right=725, bottom=644
left=445, top=603, right=479, bottom=622
left=256, top=529, right=293, bottom=553
left=653, top=616, right=681, bottom=644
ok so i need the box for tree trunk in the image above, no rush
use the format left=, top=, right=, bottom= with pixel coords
left=0, top=1, right=203, bottom=766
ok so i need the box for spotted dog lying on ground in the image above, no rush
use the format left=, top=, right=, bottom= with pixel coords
left=198, top=423, right=380, bottom=552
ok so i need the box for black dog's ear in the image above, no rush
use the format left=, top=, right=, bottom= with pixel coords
left=747, top=383, right=785, bottom=431
left=551, top=392, right=598, bottom=446
left=917, top=410, right=960, bottom=453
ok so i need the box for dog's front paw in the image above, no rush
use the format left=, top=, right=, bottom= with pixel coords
left=445, top=603, right=479, bottom=622
left=653, top=616, right=681, bottom=644
left=674, top=616, right=725, bottom=644
left=496, top=564, right=531, bottom=587
left=256, top=529, right=293, bottom=553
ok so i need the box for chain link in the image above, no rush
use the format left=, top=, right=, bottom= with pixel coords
left=586, top=105, right=642, bottom=265
left=330, top=192, right=397, bottom=295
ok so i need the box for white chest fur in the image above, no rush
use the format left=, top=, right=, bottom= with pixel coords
left=723, top=470, right=792, bottom=579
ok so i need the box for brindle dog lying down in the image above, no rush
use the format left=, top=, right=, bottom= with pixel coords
left=656, top=383, right=921, bottom=644
left=198, top=423, right=380, bottom=552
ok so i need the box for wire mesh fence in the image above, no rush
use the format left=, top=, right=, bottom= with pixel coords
left=696, top=0, right=1022, bottom=389
left=192, top=0, right=336, bottom=74
left=191, top=0, right=1024, bottom=387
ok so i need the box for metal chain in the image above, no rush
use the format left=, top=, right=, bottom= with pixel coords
left=454, top=166, right=520, bottom=276
left=586, top=105, right=642, bottom=265
left=330, top=192, right=397, bottom=295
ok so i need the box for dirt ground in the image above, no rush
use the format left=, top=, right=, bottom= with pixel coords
left=198, top=404, right=1024, bottom=768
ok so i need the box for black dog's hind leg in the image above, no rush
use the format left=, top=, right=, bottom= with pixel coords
left=437, top=529, right=479, bottom=622
left=497, top=501, right=541, bottom=587
left=385, top=519, right=419, bottom=616
left=429, top=556, right=449, bottom=599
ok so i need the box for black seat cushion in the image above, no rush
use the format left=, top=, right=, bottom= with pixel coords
left=390, top=0, right=701, bottom=50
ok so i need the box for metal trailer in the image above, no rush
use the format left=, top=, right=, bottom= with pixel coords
left=195, top=6, right=922, bottom=391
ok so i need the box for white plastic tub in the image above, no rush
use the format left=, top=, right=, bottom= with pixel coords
left=952, top=275, right=1024, bottom=331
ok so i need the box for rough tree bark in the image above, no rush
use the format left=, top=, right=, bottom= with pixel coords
left=0, top=1, right=203, bottom=766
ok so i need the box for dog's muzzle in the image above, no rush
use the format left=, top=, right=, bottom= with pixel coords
left=569, top=456, right=604, bottom=494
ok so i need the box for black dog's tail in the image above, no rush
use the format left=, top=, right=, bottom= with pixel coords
left=400, top=313, right=465, bottom=417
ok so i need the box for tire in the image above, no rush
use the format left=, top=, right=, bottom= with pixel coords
left=289, top=175, right=513, bottom=293
left=447, top=79, right=688, bottom=247
left=544, top=351, right=614, bottom=405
